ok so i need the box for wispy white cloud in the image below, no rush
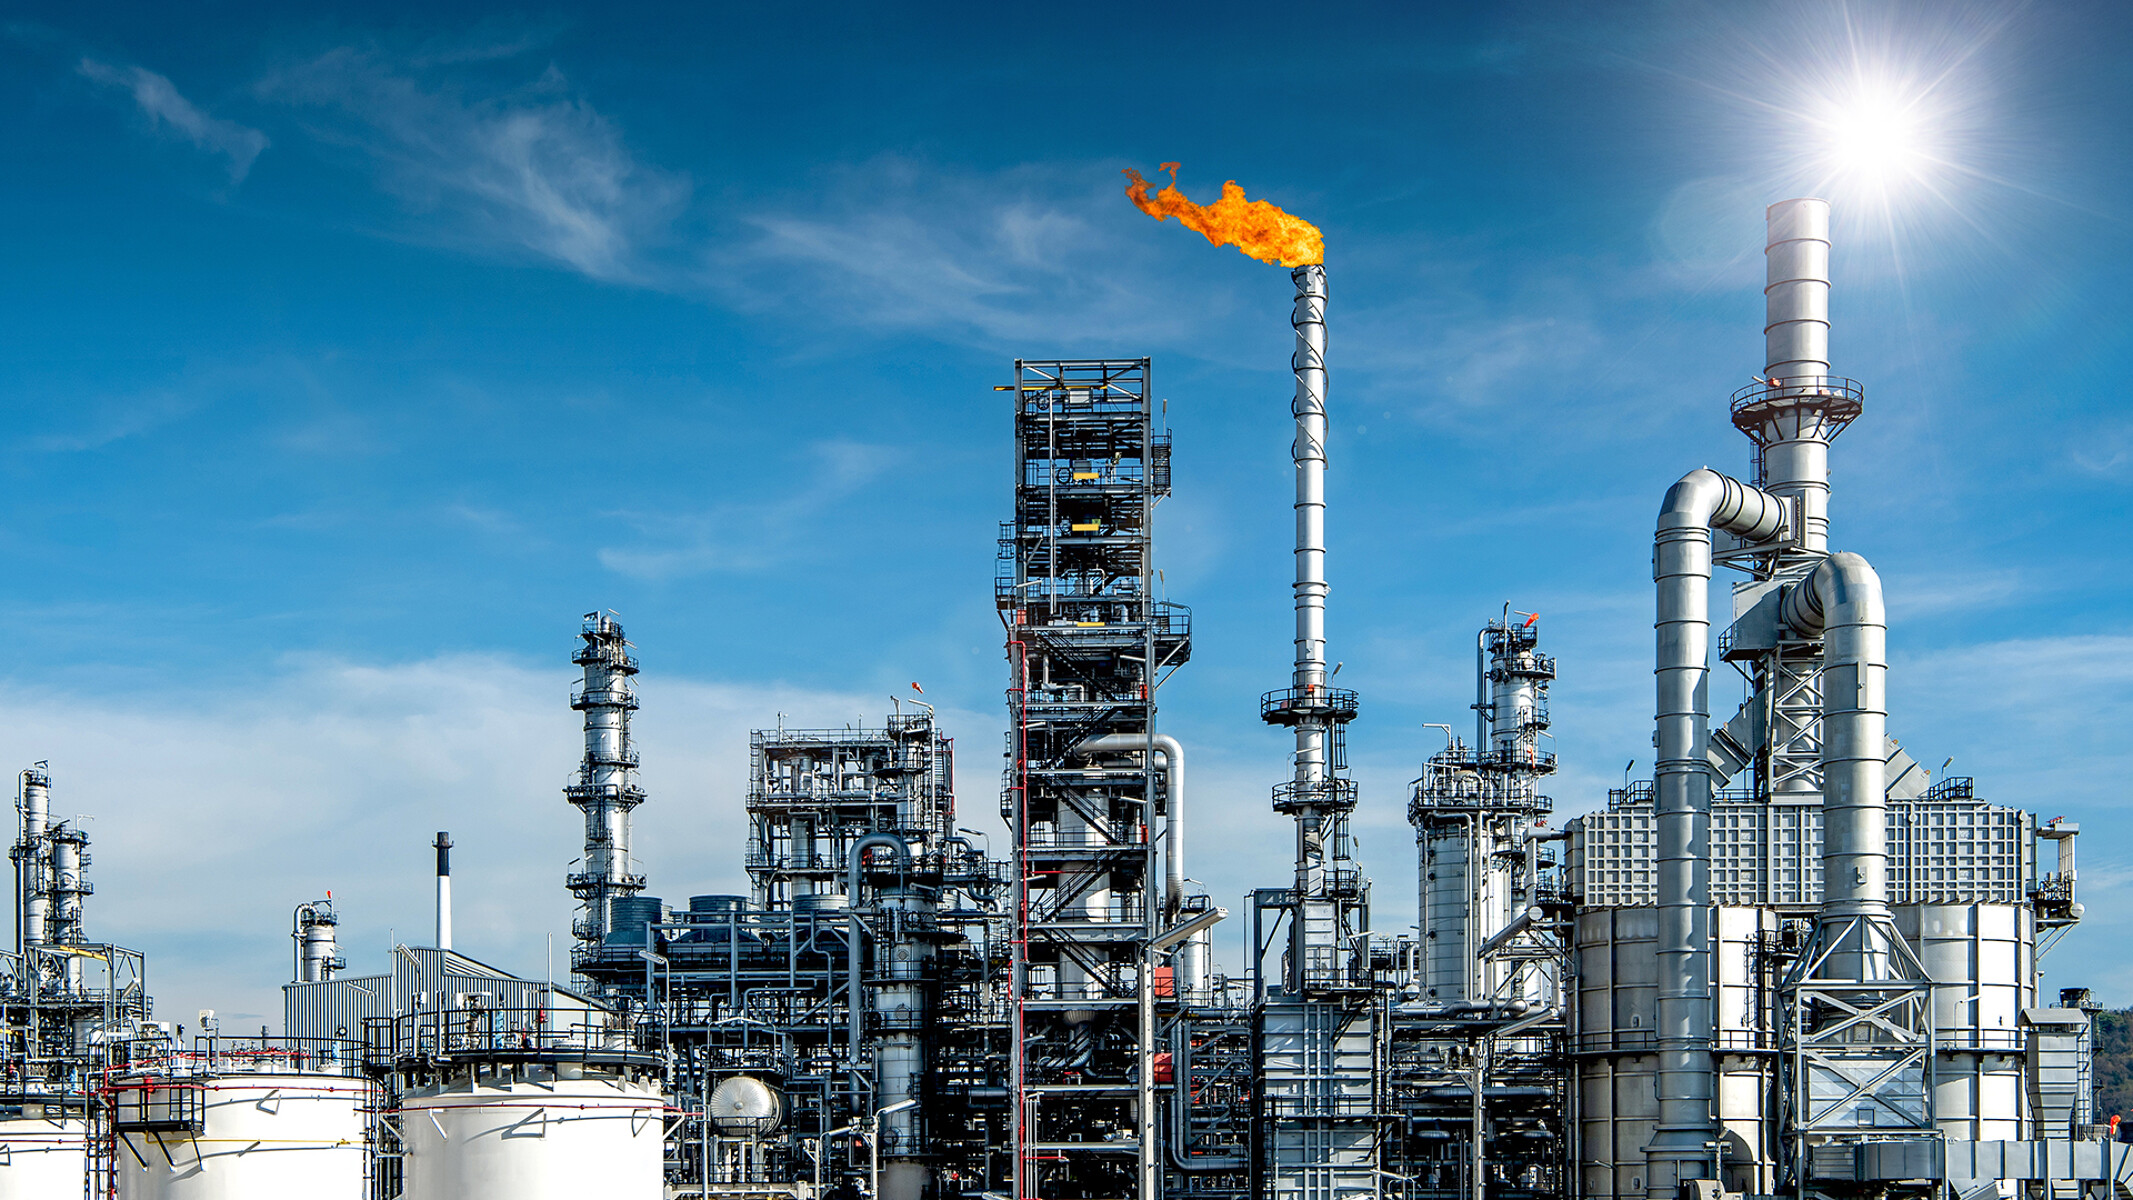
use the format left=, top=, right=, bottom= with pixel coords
left=259, top=48, right=688, bottom=283
left=0, top=653, right=997, bottom=1032
left=2070, top=418, right=2133, bottom=478
left=596, top=439, right=901, bottom=580
left=729, top=158, right=1208, bottom=348
left=26, top=388, right=197, bottom=452
left=78, top=58, right=268, bottom=183
left=1883, top=566, right=2024, bottom=619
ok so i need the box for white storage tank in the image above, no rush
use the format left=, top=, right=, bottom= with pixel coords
left=397, top=1066, right=665, bottom=1199
left=1900, top=901, right=2034, bottom=1141
left=1575, top=905, right=1781, bottom=1198
left=111, top=1044, right=367, bottom=1200
left=0, top=1115, right=88, bottom=1198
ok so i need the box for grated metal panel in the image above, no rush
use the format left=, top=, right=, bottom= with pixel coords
left=1569, top=797, right=2031, bottom=907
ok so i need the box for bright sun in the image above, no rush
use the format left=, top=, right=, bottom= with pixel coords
left=1827, top=91, right=1926, bottom=173
left=1804, top=73, right=1947, bottom=202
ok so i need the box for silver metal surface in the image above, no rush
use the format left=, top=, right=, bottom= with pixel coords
left=1903, top=903, right=2032, bottom=1142
left=1074, top=733, right=1207, bottom=993
left=1647, top=467, right=1783, bottom=1200
left=1763, top=198, right=1834, bottom=552
left=18, top=766, right=49, bottom=955
left=1780, top=552, right=1889, bottom=923
left=1411, top=616, right=1558, bottom=1007
left=1289, top=263, right=1330, bottom=704
left=292, top=899, right=344, bottom=984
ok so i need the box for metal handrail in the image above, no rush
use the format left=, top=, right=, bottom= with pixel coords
left=1729, top=376, right=1865, bottom=421
left=1260, top=686, right=1360, bottom=725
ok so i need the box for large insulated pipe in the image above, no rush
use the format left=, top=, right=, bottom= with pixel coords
left=1072, top=733, right=1202, bottom=992
left=1648, top=467, right=1786, bottom=1200
left=1781, top=552, right=1890, bottom=930
left=1763, top=198, right=1834, bottom=552
left=846, top=833, right=913, bottom=1075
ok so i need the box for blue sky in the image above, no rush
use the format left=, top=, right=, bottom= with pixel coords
left=1, top=1, right=2126, bottom=1029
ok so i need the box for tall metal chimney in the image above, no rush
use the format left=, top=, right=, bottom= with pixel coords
left=1261, top=263, right=1365, bottom=991
left=433, top=831, right=453, bottom=951
left=1759, top=197, right=1836, bottom=554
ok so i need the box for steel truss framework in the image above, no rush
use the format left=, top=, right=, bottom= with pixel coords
left=1002, top=358, right=1187, bottom=1200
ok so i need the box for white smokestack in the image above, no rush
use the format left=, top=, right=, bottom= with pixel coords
left=434, top=831, right=452, bottom=951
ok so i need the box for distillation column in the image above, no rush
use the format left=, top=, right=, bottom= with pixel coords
left=566, top=613, right=648, bottom=965
left=293, top=899, right=345, bottom=983
left=1412, top=614, right=1558, bottom=1006
left=14, top=766, right=51, bottom=957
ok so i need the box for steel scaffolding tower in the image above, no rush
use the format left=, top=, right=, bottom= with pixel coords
left=746, top=711, right=956, bottom=907
left=567, top=612, right=649, bottom=971
left=4, top=764, right=151, bottom=1198
left=1000, top=358, right=1189, bottom=1200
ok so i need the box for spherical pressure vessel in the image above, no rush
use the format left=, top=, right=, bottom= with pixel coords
left=114, top=1073, right=367, bottom=1200
left=0, top=1116, right=88, bottom=1198
left=398, top=1071, right=665, bottom=1199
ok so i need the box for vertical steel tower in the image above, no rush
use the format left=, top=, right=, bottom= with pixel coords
left=568, top=611, right=648, bottom=967
left=1411, top=612, right=1559, bottom=1006
left=1251, top=264, right=1380, bottom=1200
left=1001, top=359, right=1189, bottom=1200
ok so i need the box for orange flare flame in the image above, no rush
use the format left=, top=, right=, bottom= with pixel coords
left=1123, top=162, right=1322, bottom=267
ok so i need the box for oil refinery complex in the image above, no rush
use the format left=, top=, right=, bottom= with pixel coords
left=0, top=198, right=2122, bottom=1200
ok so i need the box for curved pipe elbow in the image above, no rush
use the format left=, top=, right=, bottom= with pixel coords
left=1659, top=467, right=1786, bottom=542
left=1780, top=550, right=1883, bottom=638
left=846, top=832, right=912, bottom=902
left=1070, top=733, right=1184, bottom=903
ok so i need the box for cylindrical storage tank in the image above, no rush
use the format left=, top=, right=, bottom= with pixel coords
left=1900, top=902, right=2033, bottom=1141
left=789, top=892, right=849, bottom=978
left=792, top=891, right=847, bottom=916
left=398, top=1069, right=665, bottom=1199
left=603, top=897, right=664, bottom=947
left=685, top=895, right=755, bottom=946
left=0, top=1116, right=87, bottom=1198
left=113, top=1073, right=367, bottom=1199
left=1573, top=906, right=1659, bottom=1200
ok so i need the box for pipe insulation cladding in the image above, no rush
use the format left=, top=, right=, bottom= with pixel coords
left=1647, top=467, right=1785, bottom=1200
left=1762, top=198, right=1835, bottom=552
left=1782, top=553, right=1892, bottom=926
left=1765, top=198, right=1832, bottom=381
